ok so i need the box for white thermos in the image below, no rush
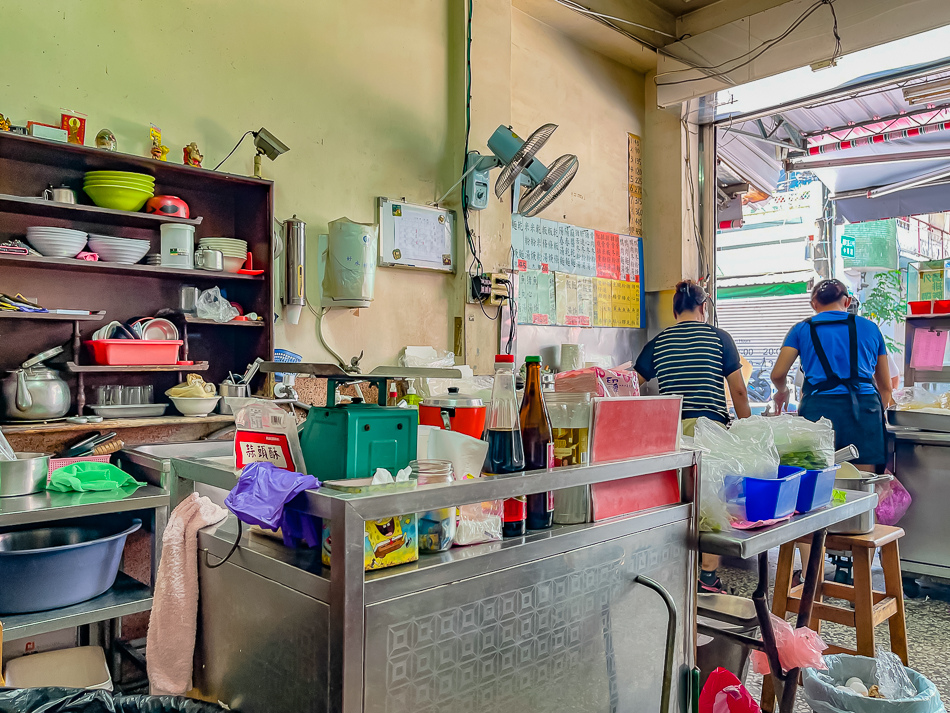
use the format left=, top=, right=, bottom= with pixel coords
left=160, top=223, right=195, bottom=269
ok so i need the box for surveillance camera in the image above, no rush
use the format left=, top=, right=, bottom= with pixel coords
left=253, top=127, right=289, bottom=161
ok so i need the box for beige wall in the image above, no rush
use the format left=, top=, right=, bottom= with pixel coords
left=1, top=1, right=669, bottom=371
left=511, top=9, right=645, bottom=234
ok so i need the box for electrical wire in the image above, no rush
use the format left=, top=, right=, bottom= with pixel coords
left=656, top=0, right=841, bottom=88
left=206, top=519, right=242, bottom=569
left=214, top=130, right=254, bottom=171
left=305, top=300, right=349, bottom=370
left=554, top=0, right=675, bottom=38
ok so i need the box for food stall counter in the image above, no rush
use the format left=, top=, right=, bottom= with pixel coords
left=172, top=450, right=701, bottom=713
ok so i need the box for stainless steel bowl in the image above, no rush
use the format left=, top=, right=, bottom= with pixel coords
left=0, top=452, right=50, bottom=497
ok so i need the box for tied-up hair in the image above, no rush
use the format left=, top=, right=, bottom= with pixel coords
left=812, top=279, right=849, bottom=306
left=673, top=280, right=707, bottom=316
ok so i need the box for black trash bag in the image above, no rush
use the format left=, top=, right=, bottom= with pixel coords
left=0, top=688, right=227, bottom=713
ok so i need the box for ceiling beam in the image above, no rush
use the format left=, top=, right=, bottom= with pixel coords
left=677, top=0, right=791, bottom=39
left=546, top=0, right=677, bottom=47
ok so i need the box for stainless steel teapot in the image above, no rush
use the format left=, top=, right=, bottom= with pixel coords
left=1, top=346, right=71, bottom=421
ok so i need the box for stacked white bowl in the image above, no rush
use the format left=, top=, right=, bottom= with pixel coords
left=198, top=237, right=247, bottom=273
left=25, top=227, right=88, bottom=258
left=87, top=234, right=151, bottom=264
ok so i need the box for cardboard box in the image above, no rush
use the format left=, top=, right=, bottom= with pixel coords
left=27, top=122, right=68, bottom=142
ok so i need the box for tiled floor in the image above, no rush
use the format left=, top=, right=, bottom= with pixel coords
left=715, top=553, right=950, bottom=712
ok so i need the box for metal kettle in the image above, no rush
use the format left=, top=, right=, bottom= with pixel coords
left=1, top=346, right=71, bottom=421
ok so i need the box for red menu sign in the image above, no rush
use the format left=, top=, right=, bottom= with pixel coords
left=594, top=231, right=621, bottom=280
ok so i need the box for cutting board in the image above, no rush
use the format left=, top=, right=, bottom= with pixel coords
left=589, top=396, right=682, bottom=521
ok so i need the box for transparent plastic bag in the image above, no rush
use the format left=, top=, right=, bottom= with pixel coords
left=750, top=613, right=827, bottom=674
left=730, top=414, right=834, bottom=470
left=875, top=476, right=913, bottom=527
left=692, top=417, right=780, bottom=531
left=196, top=286, right=239, bottom=323
left=803, top=654, right=942, bottom=712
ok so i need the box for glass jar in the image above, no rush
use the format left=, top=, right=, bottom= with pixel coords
left=411, top=459, right=456, bottom=552
left=545, top=392, right=591, bottom=524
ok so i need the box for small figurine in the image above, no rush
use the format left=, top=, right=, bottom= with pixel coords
left=95, top=128, right=117, bottom=151
left=0, top=113, right=10, bottom=132
left=182, top=142, right=203, bottom=167
left=149, top=123, right=169, bottom=161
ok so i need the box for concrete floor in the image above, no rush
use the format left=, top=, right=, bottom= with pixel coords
left=717, top=553, right=950, bottom=712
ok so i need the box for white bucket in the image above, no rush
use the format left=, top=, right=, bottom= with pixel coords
left=3, top=646, right=113, bottom=690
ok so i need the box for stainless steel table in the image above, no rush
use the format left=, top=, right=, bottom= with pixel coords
left=174, top=450, right=702, bottom=713
left=699, top=491, right=878, bottom=713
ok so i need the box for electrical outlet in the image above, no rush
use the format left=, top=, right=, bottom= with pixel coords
left=469, top=274, right=492, bottom=303
left=488, top=272, right=510, bottom=307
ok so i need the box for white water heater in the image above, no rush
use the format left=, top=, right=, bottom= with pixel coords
left=320, top=217, right=378, bottom=309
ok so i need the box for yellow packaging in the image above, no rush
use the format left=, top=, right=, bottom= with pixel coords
left=320, top=478, right=419, bottom=571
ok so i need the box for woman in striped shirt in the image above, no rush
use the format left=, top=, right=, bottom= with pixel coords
left=634, top=280, right=750, bottom=592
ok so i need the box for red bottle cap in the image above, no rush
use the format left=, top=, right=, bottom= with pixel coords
left=495, top=354, right=514, bottom=363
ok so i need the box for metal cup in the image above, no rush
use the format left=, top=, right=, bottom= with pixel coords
left=195, top=247, right=224, bottom=271
left=42, top=185, right=77, bottom=204
left=218, top=381, right=248, bottom=414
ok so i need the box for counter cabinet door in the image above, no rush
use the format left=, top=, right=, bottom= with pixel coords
left=363, top=518, right=693, bottom=713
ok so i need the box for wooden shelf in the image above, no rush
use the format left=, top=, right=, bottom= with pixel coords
left=0, top=252, right=263, bottom=281
left=184, top=315, right=264, bottom=327
left=66, top=361, right=208, bottom=373
left=0, top=192, right=202, bottom=229
left=1, top=413, right=234, bottom=435
left=0, top=310, right=105, bottom=321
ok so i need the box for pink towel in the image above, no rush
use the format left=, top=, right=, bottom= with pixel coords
left=146, top=492, right=228, bottom=695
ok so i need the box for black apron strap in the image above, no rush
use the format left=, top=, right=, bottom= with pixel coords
left=844, top=314, right=862, bottom=421
left=807, top=318, right=839, bottom=387
left=803, top=314, right=864, bottom=420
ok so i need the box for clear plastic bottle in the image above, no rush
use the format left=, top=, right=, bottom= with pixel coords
left=483, top=354, right=526, bottom=537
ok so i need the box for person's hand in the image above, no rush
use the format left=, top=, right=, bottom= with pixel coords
left=773, top=386, right=790, bottom=414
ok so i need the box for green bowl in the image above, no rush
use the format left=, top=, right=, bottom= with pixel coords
left=84, top=178, right=156, bottom=189
left=83, top=184, right=154, bottom=211
left=85, top=170, right=155, bottom=182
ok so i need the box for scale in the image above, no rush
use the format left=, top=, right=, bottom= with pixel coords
left=258, top=362, right=462, bottom=481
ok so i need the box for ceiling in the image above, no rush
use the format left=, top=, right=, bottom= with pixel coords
left=631, top=0, right=725, bottom=16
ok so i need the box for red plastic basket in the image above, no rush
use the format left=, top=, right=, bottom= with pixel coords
left=84, top=339, right=182, bottom=366
left=909, top=300, right=933, bottom=315
left=48, top=455, right=112, bottom=480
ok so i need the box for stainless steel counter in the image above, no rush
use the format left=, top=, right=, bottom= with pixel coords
left=175, top=450, right=702, bottom=713
left=698, top=491, right=878, bottom=559
left=890, top=427, right=950, bottom=580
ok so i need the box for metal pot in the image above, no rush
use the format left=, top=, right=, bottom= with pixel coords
left=0, top=453, right=51, bottom=497
left=1, top=366, right=71, bottom=420
left=828, top=465, right=891, bottom=535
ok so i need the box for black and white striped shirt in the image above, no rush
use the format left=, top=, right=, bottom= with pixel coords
left=634, top=321, right=742, bottom=423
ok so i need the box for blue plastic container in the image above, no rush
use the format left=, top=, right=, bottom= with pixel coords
left=796, top=464, right=840, bottom=513
left=0, top=517, right=141, bottom=614
left=725, top=465, right=805, bottom=522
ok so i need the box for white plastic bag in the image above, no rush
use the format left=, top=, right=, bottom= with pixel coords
left=730, top=414, right=834, bottom=470
left=196, top=286, right=239, bottom=323
left=692, top=418, right=779, bottom=532
left=803, top=654, right=942, bottom=712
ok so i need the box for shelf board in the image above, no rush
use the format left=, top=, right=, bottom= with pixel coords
left=1, top=414, right=233, bottom=435
left=0, top=484, right=168, bottom=528
left=66, top=361, right=208, bottom=373
left=1, top=573, right=152, bottom=641
left=0, top=192, right=202, bottom=229
left=0, top=252, right=263, bottom=281
left=184, top=315, right=264, bottom=327
left=0, top=310, right=105, bottom=321
left=907, top=312, right=950, bottom=321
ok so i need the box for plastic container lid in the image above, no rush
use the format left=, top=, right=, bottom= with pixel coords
left=495, top=354, right=514, bottom=362
left=545, top=391, right=591, bottom=403
left=525, top=356, right=541, bottom=363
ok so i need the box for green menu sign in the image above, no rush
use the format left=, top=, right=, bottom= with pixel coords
left=841, top=219, right=898, bottom=270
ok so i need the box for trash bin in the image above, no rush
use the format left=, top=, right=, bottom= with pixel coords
left=697, top=593, right=760, bottom=688
left=802, top=655, right=944, bottom=713
left=0, top=687, right=228, bottom=713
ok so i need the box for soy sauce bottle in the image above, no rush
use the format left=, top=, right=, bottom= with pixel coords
left=521, top=356, right=553, bottom=530
left=483, top=354, right=526, bottom=537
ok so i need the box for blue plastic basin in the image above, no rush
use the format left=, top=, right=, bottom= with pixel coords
left=796, top=464, right=840, bottom=513
left=0, top=517, right=141, bottom=614
left=725, top=465, right=805, bottom=522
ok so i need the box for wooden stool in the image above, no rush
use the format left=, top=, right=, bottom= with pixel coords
left=761, top=525, right=908, bottom=712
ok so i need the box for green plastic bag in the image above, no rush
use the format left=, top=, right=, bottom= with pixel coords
left=47, top=461, right=144, bottom=493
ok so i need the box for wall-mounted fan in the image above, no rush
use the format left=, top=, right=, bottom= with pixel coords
left=464, top=123, right=578, bottom=217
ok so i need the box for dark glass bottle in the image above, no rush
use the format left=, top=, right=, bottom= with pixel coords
left=482, top=354, right=526, bottom=537
left=521, top=356, right=553, bottom=530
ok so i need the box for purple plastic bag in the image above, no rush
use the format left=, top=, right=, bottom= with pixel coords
left=225, top=461, right=320, bottom=530
left=876, top=476, right=912, bottom=526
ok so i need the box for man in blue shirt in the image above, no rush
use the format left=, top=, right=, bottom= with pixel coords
left=771, top=279, right=892, bottom=469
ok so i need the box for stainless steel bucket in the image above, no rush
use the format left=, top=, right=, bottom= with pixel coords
left=828, top=468, right=891, bottom=535
left=0, top=452, right=51, bottom=497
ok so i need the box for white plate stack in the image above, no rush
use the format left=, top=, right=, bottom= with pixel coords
left=199, top=237, right=247, bottom=273
left=25, top=227, right=88, bottom=258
